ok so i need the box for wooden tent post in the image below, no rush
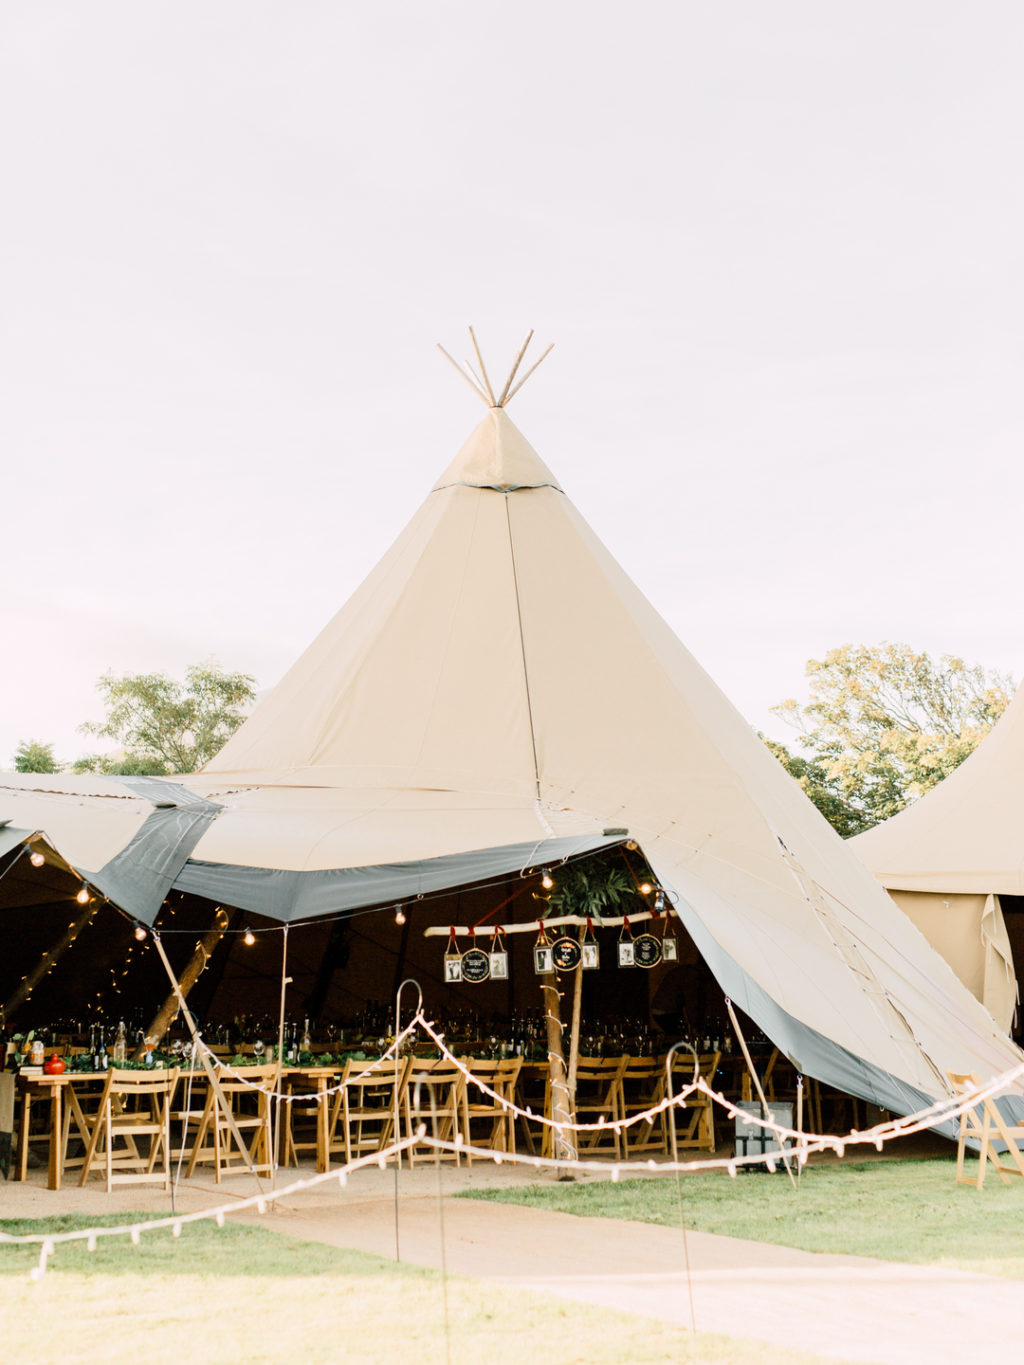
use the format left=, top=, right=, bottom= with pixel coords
left=132, top=907, right=230, bottom=1059
left=1, top=899, right=98, bottom=1027
left=565, top=926, right=586, bottom=1107
left=540, top=972, right=576, bottom=1164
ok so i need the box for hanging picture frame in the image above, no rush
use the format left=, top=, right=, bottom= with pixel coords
left=618, top=914, right=635, bottom=967
left=489, top=929, right=509, bottom=980
left=444, top=928, right=463, bottom=983
left=581, top=915, right=599, bottom=970
left=662, top=934, right=678, bottom=962
left=534, top=944, right=554, bottom=974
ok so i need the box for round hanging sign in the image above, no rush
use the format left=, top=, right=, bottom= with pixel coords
left=632, top=933, right=663, bottom=969
left=460, top=947, right=491, bottom=983
left=550, top=935, right=582, bottom=971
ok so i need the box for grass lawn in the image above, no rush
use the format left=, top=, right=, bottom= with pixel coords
left=461, top=1156, right=1024, bottom=1277
left=0, top=1214, right=842, bottom=1365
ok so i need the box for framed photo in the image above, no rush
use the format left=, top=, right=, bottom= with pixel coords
left=617, top=940, right=635, bottom=968
left=581, top=942, right=600, bottom=970
left=444, top=955, right=463, bottom=983
left=662, top=935, right=678, bottom=962
left=534, top=944, right=554, bottom=974
left=489, top=949, right=509, bottom=979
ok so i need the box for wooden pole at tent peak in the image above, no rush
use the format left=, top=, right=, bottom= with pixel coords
left=1, top=899, right=99, bottom=1027
left=133, top=906, right=230, bottom=1059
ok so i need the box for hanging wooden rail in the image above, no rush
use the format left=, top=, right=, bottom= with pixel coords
left=422, top=908, right=669, bottom=937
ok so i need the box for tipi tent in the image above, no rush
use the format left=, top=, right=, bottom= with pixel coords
left=851, top=687, right=1024, bottom=1036
left=3, top=344, right=1022, bottom=1133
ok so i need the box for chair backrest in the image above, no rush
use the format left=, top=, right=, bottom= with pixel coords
left=667, top=1050, right=720, bottom=1091
left=215, top=1063, right=278, bottom=1098
left=340, top=1055, right=409, bottom=1099
left=575, top=1056, right=627, bottom=1083
left=621, top=1057, right=660, bottom=1084
left=464, top=1057, right=522, bottom=1083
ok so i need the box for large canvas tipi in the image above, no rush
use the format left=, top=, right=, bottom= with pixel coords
left=3, top=340, right=1022, bottom=1130
left=852, top=688, right=1024, bottom=1035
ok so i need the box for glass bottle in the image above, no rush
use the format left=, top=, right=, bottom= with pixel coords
left=112, top=1019, right=128, bottom=1064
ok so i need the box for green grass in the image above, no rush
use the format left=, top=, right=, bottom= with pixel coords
left=0, top=1216, right=843, bottom=1364
left=460, top=1156, right=1024, bottom=1277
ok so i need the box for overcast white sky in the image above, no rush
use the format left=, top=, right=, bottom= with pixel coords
left=3, top=3, right=1023, bottom=767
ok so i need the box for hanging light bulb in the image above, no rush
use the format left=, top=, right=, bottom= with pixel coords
left=29, top=850, right=45, bottom=868
left=394, top=905, right=406, bottom=926
left=134, top=925, right=148, bottom=941
left=640, top=882, right=652, bottom=896
left=76, top=886, right=90, bottom=904
left=541, top=869, right=554, bottom=890
left=243, top=930, right=256, bottom=946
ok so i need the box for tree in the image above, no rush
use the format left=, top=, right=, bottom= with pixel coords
left=74, top=662, right=257, bottom=776
left=768, top=643, right=1015, bottom=835
left=12, top=740, right=60, bottom=773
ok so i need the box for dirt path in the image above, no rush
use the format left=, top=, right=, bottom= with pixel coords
left=251, top=1189, right=1024, bottom=1365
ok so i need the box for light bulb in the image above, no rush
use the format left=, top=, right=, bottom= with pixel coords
left=541, top=869, right=554, bottom=890
left=134, top=925, right=147, bottom=941
left=394, top=906, right=406, bottom=926
left=29, top=850, right=45, bottom=868
left=243, top=930, right=256, bottom=946
left=640, top=882, right=652, bottom=895
left=76, top=886, right=90, bottom=904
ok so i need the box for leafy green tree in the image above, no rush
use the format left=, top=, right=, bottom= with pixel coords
left=74, top=662, right=257, bottom=776
left=769, top=643, right=1015, bottom=834
left=12, top=740, right=60, bottom=773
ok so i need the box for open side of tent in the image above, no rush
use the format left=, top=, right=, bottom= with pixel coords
left=3, top=396, right=1022, bottom=1137
left=851, top=687, right=1024, bottom=1034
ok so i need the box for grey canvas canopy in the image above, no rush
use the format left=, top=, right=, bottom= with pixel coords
left=3, top=398, right=1022, bottom=1134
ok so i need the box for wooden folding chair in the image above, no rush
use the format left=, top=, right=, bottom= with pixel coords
left=667, top=1050, right=720, bottom=1155
left=461, top=1057, right=522, bottom=1161
left=515, top=1061, right=548, bottom=1155
left=78, top=1068, right=180, bottom=1191
left=573, top=1057, right=628, bottom=1160
left=403, top=1058, right=466, bottom=1166
left=621, top=1056, right=668, bottom=1157
left=949, top=1071, right=1024, bottom=1190
left=328, top=1057, right=409, bottom=1167
left=185, top=1063, right=276, bottom=1182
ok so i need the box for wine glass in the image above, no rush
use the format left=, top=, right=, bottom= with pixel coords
left=253, top=1039, right=265, bottom=1061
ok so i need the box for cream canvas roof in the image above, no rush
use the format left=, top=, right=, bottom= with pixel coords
left=3, top=395, right=1022, bottom=1119
left=852, top=685, right=1024, bottom=894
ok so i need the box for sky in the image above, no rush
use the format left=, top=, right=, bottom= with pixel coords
left=3, top=3, right=1023, bottom=767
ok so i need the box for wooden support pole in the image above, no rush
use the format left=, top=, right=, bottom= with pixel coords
left=540, top=971, right=576, bottom=1164
left=566, top=926, right=586, bottom=1108
left=1, top=900, right=98, bottom=1027
left=133, top=907, right=230, bottom=1058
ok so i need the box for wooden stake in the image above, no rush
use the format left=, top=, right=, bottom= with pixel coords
left=467, top=326, right=497, bottom=405
left=1, top=899, right=98, bottom=1026
left=497, top=330, right=534, bottom=407
left=133, top=906, right=230, bottom=1058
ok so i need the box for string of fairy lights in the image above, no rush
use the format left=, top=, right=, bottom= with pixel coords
left=4, top=1055, right=1024, bottom=1283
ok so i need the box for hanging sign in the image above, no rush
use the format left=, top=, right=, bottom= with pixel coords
left=550, top=934, right=582, bottom=972
left=651, top=887, right=677, bottom=961
left=662, top=933, right=678, bottom=962
left=461, top=947, right=491, bottom=983
left=617, top=916, right=635, bottom=968
left=444, top=927, right=463, bottom=983
left=581, top=918, right=600, bottom=971
left=489, top=929, right=509, bottom=980
left=632, top=933, right=663, bottom=969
